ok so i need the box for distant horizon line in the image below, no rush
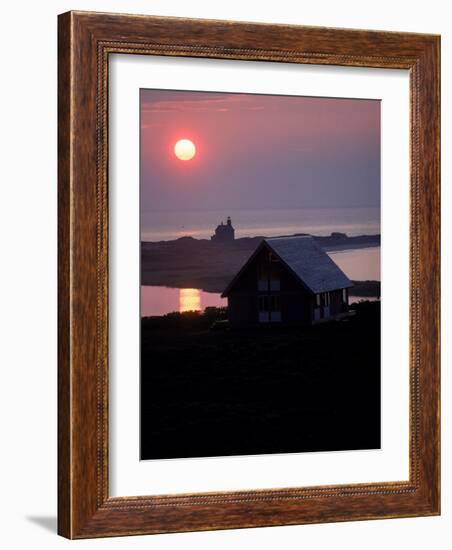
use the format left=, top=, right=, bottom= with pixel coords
left=141, top=205, right=381, bottom=213
left=141, top=232, right=381, bottom=242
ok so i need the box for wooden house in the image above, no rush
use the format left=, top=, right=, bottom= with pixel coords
left=222, top=236, right=353, bottom=327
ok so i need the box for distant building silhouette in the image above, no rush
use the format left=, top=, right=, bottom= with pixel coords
left=211, top=216, right=235, bottom=243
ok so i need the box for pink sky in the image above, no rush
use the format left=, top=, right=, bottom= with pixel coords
left=140, top=89, right=380, bottom=212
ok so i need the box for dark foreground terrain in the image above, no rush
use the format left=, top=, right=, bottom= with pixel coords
left=141, top=301, right=381, bottom=460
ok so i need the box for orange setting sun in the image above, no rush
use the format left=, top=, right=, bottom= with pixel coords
left=174, top=138, right=196, bottom=161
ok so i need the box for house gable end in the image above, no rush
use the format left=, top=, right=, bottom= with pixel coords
left=222, top=241, right=314, bottom=297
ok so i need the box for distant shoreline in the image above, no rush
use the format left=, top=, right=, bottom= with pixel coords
left=323, top=242, right=380, bottom=253
left=141, top=233, right=380, bottom=296
left=142, top=232, right=380, bottom=248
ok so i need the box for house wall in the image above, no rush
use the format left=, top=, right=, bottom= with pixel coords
left=279, top=264, right=314, bottom=325
left=313, top=288, right=349, bottom=321
left=227, top=245, right=315, bottom=326
left=227, top=256, right=260, bottom=326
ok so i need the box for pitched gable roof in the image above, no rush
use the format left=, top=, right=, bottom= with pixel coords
left=265, top=236, right=353, bottom=294
left=222, top=236, right=353, bottom=297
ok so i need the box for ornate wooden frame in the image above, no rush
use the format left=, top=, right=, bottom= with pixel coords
left=58, top=11, right=440, bottom=539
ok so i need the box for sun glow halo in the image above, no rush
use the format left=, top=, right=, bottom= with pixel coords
left=174, top=139, right=196, bottom=161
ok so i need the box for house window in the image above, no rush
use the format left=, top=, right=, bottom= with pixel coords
left=270, top=263, right=280, bottom=290
left=258, top=259, right=280, bottom=291
left=258, top=294, right=281, bottom=323
left=258, top=295, right=281, bottom=312
left=258, top=262, right=268, bottom=291
left=258, top=295, right=269, bottom=312
left=258, top=261, right=267, bottom=280
left=270, top=294, right=280, bottom=312
left=316, top=294, right=321, bottom=307
left=342, top=288, right=348, bottom=302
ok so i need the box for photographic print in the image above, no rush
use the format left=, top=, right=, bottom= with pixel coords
left=140, top=89, right=381, bottom=460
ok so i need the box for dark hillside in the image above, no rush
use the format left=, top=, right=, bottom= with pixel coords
left=141, top=301, right=380, bottom=460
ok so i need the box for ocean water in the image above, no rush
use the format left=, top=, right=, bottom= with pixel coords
left=328, top=247, right=380, bottom=281
left=141, top=286, right=226, bottom=317
left=141, top=207, right=380, bottom=242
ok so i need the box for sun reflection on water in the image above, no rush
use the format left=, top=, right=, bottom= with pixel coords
left=179, top=288, right=201, bottom=312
